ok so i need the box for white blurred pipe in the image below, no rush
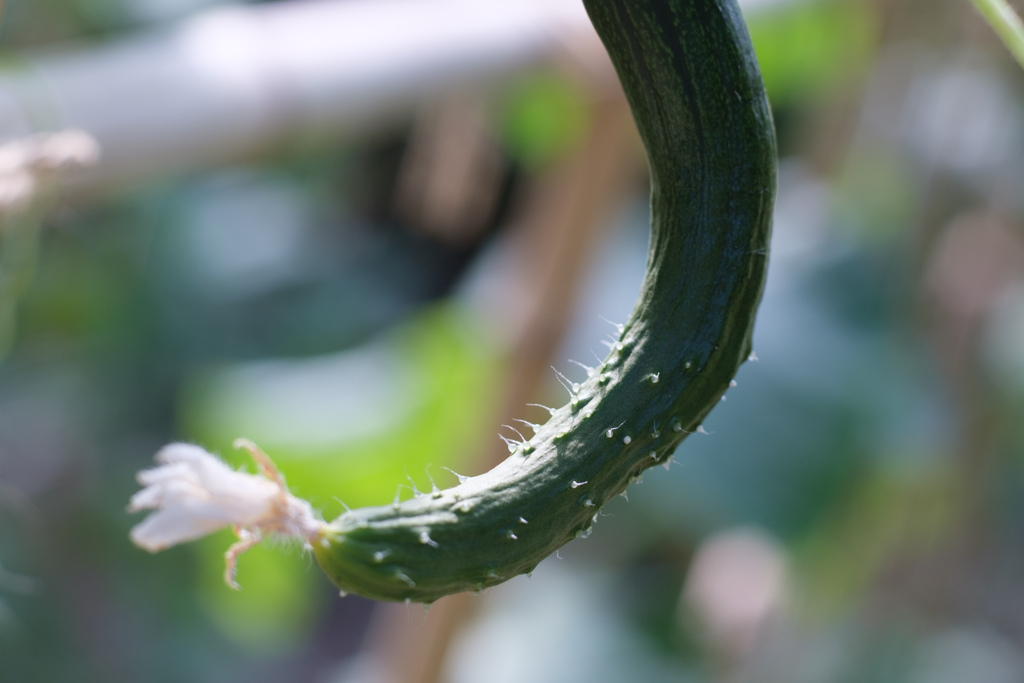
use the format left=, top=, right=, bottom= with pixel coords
left=0, top=0, right=593, bottom=199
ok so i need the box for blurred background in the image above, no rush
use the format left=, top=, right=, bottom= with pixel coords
left=2, top=0, right=1024, bottom=681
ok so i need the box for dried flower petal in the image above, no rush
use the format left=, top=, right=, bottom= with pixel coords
left=128, top=441, right=324, bottom=587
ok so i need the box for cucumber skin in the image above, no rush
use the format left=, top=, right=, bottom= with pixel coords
left=313, top=0, right=776, bottom=603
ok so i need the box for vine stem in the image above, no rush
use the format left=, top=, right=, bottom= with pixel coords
left=970, top=0, right=1024, bottom=70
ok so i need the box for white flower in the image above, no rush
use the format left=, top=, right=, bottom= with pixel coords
left=129, top=440, right=324, bottom=588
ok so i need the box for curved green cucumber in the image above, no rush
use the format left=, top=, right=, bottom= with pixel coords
left=313, top=0, right=776, bottom=603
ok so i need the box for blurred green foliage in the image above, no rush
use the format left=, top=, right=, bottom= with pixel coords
left=0, top=215, right=41, bottom=361
left=747, top=0, right=877, bottom=105
left=499, top=71, right=592, bottom=169
left=182, top=304, right=499, bottom=514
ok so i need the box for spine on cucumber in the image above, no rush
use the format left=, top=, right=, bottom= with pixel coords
left=313, top=0, right=776, bottom=603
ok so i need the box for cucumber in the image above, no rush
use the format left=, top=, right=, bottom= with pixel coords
left=313, top=0, right=776, bottom=603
